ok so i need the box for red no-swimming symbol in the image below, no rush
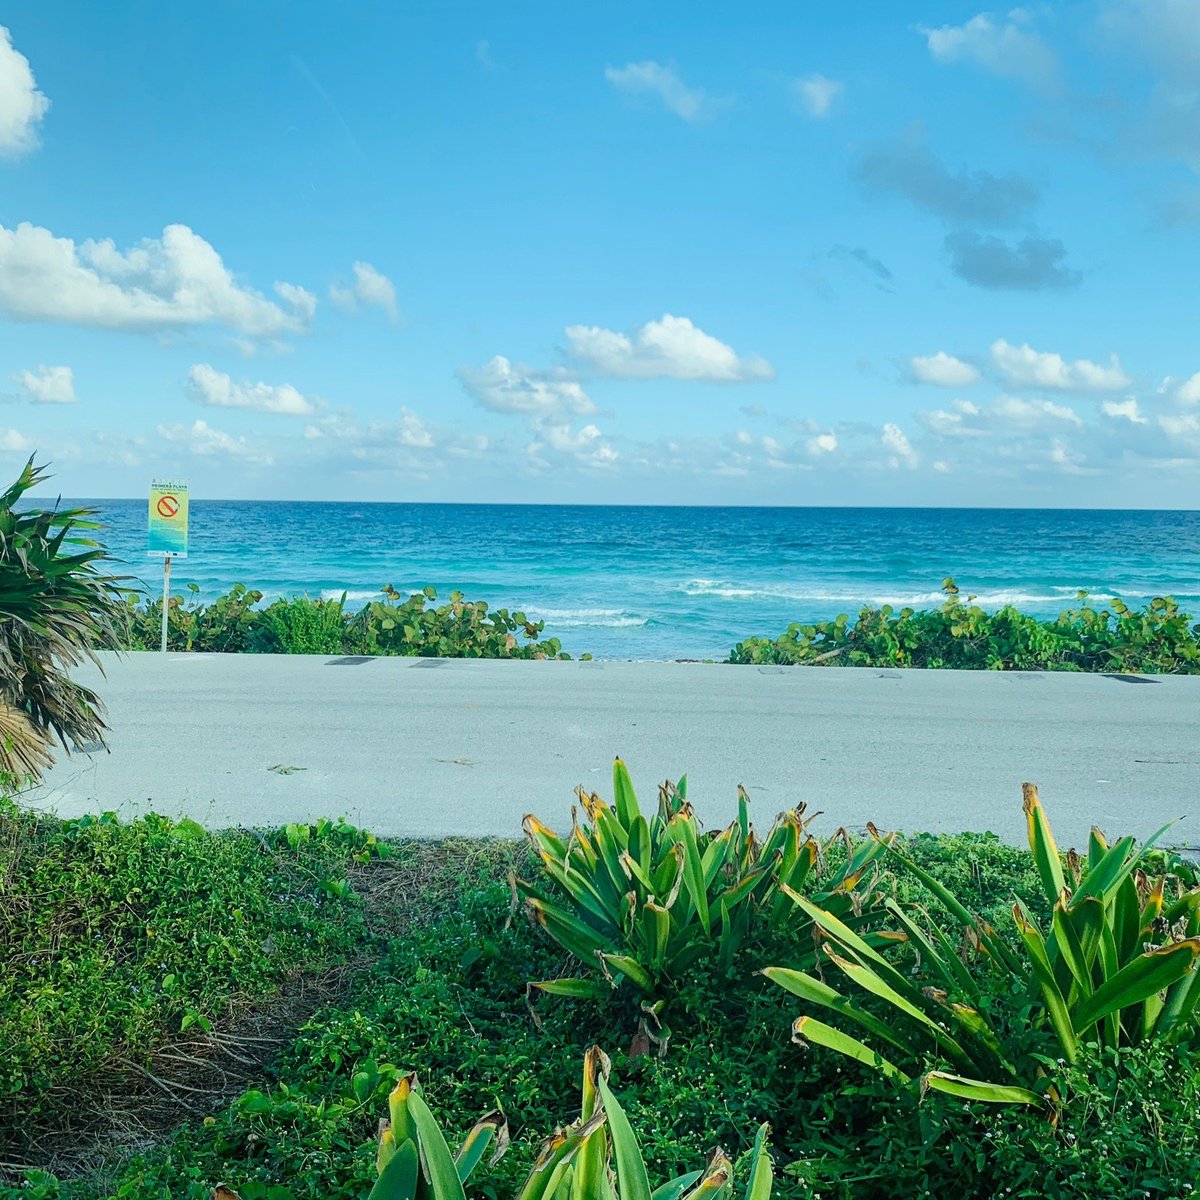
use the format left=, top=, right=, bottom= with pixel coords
left=157, top=494, right=180, bottom=519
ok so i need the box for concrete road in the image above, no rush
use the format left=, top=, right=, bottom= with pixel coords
left=21, top=653, right=1200, bottom=849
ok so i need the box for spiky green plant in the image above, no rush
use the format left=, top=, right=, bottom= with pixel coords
left=214, top=1047, right=773, bottom=1200
left=0, top=459, right=128, bottom=778
left=517, top=758, right=890, bottom=1043
left=765, top=783, right=1200, bottom=1110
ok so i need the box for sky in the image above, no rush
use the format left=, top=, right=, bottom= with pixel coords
left=2, top=1, right=1200, bottom=506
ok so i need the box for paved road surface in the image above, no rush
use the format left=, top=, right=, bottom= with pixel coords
left=22, top=653, right=1200, bottom=849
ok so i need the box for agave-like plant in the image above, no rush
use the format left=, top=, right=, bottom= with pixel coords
left=0, top=459, right=128, bottom=779
left=517, top=758, right=891, bottom=1042
left=214, top=1047, right=773, bottom=1200
left=765, top=783, right=1200, bottom=1109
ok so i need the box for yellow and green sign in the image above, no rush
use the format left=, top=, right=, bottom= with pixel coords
left=148, top=480, right=189, bottom=558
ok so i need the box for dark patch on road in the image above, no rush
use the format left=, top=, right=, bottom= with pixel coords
left=325, top=656, right=374, bottom=666
left=1103, top=673, right=1160, bottom=684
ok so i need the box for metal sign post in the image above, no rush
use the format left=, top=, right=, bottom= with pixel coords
left=148, top=480, right=189, bottom=653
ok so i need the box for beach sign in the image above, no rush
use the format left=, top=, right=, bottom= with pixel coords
left=148, top=480, right=189, bottom=559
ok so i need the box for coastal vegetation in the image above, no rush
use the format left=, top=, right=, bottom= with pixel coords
left=120, top=584, right=574, bottom=660
left=730, top=580, right=1200, bottom=672
left=5, top=764, right=1200, bottom=1200
left=117, top=577, right=1200, bottom=676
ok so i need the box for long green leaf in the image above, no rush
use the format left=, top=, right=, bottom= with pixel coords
left=762, top=967, right=912, bottom=1054
left=371, top=1137, right=421, bottom=1200
left=598, top=1077, right=652, bottom=1200
left=613, top=758, right=641, bottom=829
left=1072, top=939, right=1200, bottom=1034
left=1012, top=901, right=1078, bottom=1062
left=454, top=1111, right=508, bottom=1182
left=791, top=1016, right=910, bottom=1083
left=921, top=1071, right=1045, bottom=1108
left=406, top=1091, right=469, bottom=1200
left=1022, top=783, right=1066, bottom=908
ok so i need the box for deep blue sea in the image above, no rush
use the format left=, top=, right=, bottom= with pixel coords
left=76, top=501, right=1200, bottom=660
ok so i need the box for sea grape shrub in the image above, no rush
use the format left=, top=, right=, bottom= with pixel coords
left=730, top=579, right=1200, bottom=673
left=124, top=582, right=265, bottom=652
left=346, top=585, right=570, bottom=660
left=119, top=584, right=573, bottom=659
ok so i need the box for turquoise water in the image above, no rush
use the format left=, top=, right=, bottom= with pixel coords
left=80, top=501, right=1200, bottom=660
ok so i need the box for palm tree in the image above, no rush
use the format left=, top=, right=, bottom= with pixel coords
left=0, top=458, right=129, bottom=781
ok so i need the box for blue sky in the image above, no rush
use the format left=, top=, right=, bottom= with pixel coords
left=2, top=1, right=1200, bottom=505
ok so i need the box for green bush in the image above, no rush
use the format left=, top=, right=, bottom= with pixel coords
left=0, top=800, right=374, bottom=1116
left=765, top=783, right=1200, bottom=1111
left=517, top=759, right=889, bottom=1040
left=731, top=579, right=1200, bottom=673
left=120, top=584, right=575, bottom=659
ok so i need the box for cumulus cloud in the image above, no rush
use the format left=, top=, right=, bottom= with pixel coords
left=882, top=422, right=918, bottom=468
left=329, top=261, right=399, bottom=322
left=302, top=409, right=490, bottom=474
left=0, top=427, right=31, bottom=452
left=908, top=351, right=980, bottom=387
left=527, top=418, right=618, bottom=471
left=458, top=356, right=596, bottom=416
left=186, top=364, right=316, bottom=415
left=1176, top=371, right=1200, bottom=404
left=0, top=222, right=316, bottom=338
left=919, top=395, right=1081, bottom=438
left=945, top=231, right=1081, bottom=291
left=1102, top=398, right=1148, bottom=423
left=920, top=11, right=1060, bottom=92
left=807, top=432, right=838, bottom=455
left=854, top=134, right=1038, bottom=225
left=604, top=61, right=708, bottom=121
left=794, top=74, right=842, bottom=117
left=157, top=419, right=273, bottom=463
left=991, top=340, right=1131, bottom=390
left=14, top=364, right=75, bottom=404
left=565, top=314, right=774, bottom=382
left=0, top=26, right=48, bottom=158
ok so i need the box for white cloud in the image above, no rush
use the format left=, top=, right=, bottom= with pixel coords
left=186, top=364, right=316, bottom=415
left=920, top=11, right=1059, bottom=91
left=527, top=418, right=618, bottom=471
left=1102, top=398, right=1148, bottom=423
left=0, top=427, right=31, bottom=452
left=920, top=395, right=1081, bottom=437
left=908, top=351, right=981, bottom=386
left=458, top=356, right=595, bottom=416
left=14, top=364, right=75, bottom=404
left=882, top=422, right=918, bottom=468
left=156, top=419, right=272, bottom=463
left=990, top=339, right=1131, bottom=390
left=329, top=261, right=399, bottom=322
left=1161, top=411, right=1200, bottom=440
left=793, top=74, right=842, bottom=118
left=565, top=314, right=774, bottom=382
left=0, top=222, right=316, bottom=339
left=604, top=61, right=707, bottom=121
left=806, top=432, right=838, bottom=455
left=0, top=26, right=49, bottom=158
left=1176, top=371, right=1200, bottom=404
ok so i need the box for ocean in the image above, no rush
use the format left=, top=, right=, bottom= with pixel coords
left=77, top=501, right=1200, bottom=661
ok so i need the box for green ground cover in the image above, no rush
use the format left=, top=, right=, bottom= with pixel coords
left=731, top=580, right=1200, bottom=672
left=4, top=772, right=1200, bottom=1200
left=119, top=579, right=1200, bottom=673
left=119, top=585, right=576, bottom=660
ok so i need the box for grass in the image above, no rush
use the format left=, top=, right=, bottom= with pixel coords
left=3, top=812, right=1198, bottom=1200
